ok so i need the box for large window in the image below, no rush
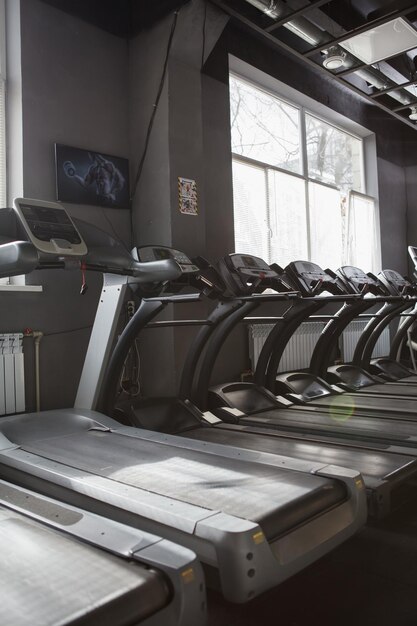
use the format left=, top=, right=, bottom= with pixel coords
left=230, top=74, right=380, bottom=272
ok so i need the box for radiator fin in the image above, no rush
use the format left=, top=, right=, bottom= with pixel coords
left=341, top=321, right=390, bottom=362
left=249, top=321, right=391, bottom=373
left=249, top=322, right=326, bottom=372
left=0, top=333, right=25, bottom=416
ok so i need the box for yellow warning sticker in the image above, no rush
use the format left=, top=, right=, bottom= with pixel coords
left=181, top=568, right=195, bottom=584
left=252, top=531, right=265, bottom=545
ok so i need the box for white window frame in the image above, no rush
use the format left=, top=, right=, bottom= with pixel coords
left=229, top=55, right=382, bottom=272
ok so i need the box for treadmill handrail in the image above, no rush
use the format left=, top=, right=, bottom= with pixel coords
left=0, top=240, right=39, bottom=278
left=39, top=258, right=182, bottom=282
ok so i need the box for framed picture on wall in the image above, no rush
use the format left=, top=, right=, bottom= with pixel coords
left=55, top=144, right=130, bottom=209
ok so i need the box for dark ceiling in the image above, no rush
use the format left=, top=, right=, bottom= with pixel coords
left=39, top=0, right=190, bottom=38
left=212, top=0, right=417, bottom=130
left=39, top=0, right=417, bottom=129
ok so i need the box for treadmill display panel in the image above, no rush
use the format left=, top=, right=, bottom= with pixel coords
left=242, top=255, right=258, bottom=268
left=14, top=198, right=88, bottom=256
left=154, top=247, right=172, bottom=261
left=136, top=246, right=199, bottom=273
left=408, top=246, right=417, bottom=266
left=231, top=254, right=272, bottom=272
left=20, top=204, right=82, bottom=244
left=288, top=261, right=332, bottom=289
left=338, top=266, right=380, bottom=293
left=381, top=269, right=409, bottom=287
left=379, top=269, right=413, bottom=296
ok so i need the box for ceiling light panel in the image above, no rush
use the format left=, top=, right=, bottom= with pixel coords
left=340, top=18, right=417, bottom=65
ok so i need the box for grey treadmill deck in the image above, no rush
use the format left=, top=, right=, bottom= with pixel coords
left=239, top=406, right=417, bottom=449
left=0, top=506, right=168, bottom=626
left=398, top=374, right=417, bottom=383
left=351, top=382, right=417, bottom=397
left=10, top=427, right=346, bottom=540
left=181, top=425, right=417, bottom=487
left=309, top=392, right=417, bottom=417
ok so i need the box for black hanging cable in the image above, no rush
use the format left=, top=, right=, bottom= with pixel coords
left=130, top=9, right=180, bottom=232
left=102, top=208, right=132, bottom=255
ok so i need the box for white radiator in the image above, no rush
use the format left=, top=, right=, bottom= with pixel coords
left=249, top=320, right=391, bottom=373
left=341, top=321, right=390, bottom=362
left=0, top=333, right=25, bottom=415
left=249, top=322, right=327, bottom=372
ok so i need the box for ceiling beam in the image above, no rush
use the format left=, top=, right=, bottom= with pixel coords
left=265, top=0, right=336, bottom=33
left=371, top=79, right=417, bottom=98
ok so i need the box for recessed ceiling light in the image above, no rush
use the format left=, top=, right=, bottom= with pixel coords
left=322, top=47, right=346, bottom=70
left=340, top=18, right=417, bottom=65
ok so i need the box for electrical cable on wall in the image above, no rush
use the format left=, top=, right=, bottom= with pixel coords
left=130, top=8, right=180, bottom=244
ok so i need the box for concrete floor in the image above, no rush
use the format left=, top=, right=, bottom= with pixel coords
left=208, top=501, right=417, bottom=625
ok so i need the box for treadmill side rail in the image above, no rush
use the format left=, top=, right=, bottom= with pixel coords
left=0, top=479, right=207, bottom=626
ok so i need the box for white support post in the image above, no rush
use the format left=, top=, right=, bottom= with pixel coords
left=75, top=276, right=129, bottom=411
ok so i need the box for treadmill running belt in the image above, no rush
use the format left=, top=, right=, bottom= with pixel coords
left=242, top=408, right=417, bottom=443
left=181, top=427, right=416, bottom=482
left=19, top=429, right=347, bottom=541
left=313, top=393, right=417, bottom=415
left=355, top=383, right=417, bottom=396
left=0, top=508, right=169, bottom=626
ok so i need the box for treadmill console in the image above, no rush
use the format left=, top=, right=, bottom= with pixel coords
left=408, top=245, right=417, bottom=267
left=14, top=198, right=87, bottom=256
left=135, top=246, right=199, bottom=274
left=337, top=266, right=383, bottom=295
left=285, top=261, right=342, bottom=296
left=378, top=269, right=415, bottom=296
left=218, top=253, right=288, bottom=296
left=225, top=254, right=276, bottom=278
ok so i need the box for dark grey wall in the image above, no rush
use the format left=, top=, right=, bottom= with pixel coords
left=378, top=158, right=408, bottom=274
left=405, top=165, right=417, bottom=275
left=128, top=0, right=231, bottom=395
left=1, top=0, right=129, bottom=410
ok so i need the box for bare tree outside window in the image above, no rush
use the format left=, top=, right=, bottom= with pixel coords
left=306, top=114, right=363, bottom=191
left=229, top=74, right=378, bottom=272
left=230, top=76, right=301, bottom=174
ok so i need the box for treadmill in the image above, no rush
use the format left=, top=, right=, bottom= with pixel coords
left=0, top=198, right=367, bottom=603
left=100, top=246, right=417, bottom=518
left=328, top=266, right=417, bottom=390
left=177, top=253, right=417, bottom=455
left=267, top=261, right=417, bottom=419
left=368, top=266, right=417, bottom=383
left=0, top=479, right=205, bottom=626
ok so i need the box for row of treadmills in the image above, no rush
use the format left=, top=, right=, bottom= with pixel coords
left=1, top=197, right=417, bottom=625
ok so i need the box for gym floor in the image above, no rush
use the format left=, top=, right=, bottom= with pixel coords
left=208, top=500, right=417, bottom=625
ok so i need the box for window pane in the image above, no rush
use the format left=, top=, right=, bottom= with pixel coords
left=309, top=182, right=343, bottom=269
left=232, top=159, right=270, bottom=261
left=346, top=193, right=379, bottom=272
left=230, top=75, right=302, bottom=174
left=306, top=114, right=363, bottom=192
left=268, top=170, right=308, bottom=266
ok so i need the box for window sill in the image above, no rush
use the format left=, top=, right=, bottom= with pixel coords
left=0, top=285, right=43, bottom=292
